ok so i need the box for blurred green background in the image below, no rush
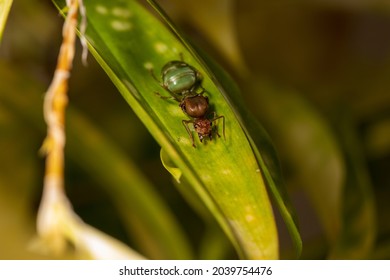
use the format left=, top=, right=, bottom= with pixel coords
left=0, top=0, right=389, bottom=259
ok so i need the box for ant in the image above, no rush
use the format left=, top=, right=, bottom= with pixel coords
left=150, top=57, right=225, bottom=147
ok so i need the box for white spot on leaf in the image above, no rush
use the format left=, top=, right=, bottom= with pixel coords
left=245, top=214, right=255, bottom=222
left=112, top=7, right=132, bottom=18
left=95, top=5, right=108, bottom=15
left=155, top=42, right=168, bottom=53
left=144, top=62, right=154, bottom=71
left=111, top=20, right=132, bottom=31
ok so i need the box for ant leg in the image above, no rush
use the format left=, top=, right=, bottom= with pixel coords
left=155, top=90, right=181, bottom=102
left=196, top=84, right=207, bottom=96
left=182, top=120, right=196, bottom=148
left=149, top=68, right=168, bottom=98
left=149, top=67, right=161, bottom=84
left=149, top=68, right=180, bottom=101
left=211, top=113, right=225, bottom=140
left=154, top=91, right=177, bottom=101
left=179, top=100, right=186, bottom=114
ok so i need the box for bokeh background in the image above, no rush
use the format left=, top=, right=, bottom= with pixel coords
left=0, top=0, right=389, bottom=259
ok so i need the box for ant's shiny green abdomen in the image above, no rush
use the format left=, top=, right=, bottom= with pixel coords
left=161, top=61, right=201, bottom=95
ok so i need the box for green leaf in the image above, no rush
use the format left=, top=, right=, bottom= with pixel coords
left=152, top=0, right=302, bottom=256
left=53, top=0, right=279, bottom=259
left=0, top=0, right=13, bottom=42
